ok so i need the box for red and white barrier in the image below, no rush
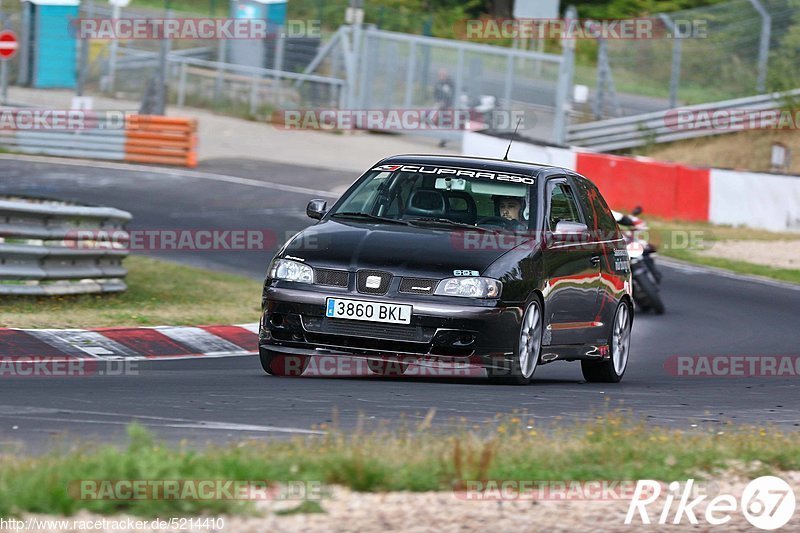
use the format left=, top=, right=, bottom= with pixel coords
left=0, top=324, right=258, bottom=360
left=462, top=131, right=800, bottom=232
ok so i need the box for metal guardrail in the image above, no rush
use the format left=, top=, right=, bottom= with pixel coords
left=0, top=111, right=198, bottom=167
left=0, top=197, right=132, bottom=296
left=0, top=110, right=127, bottom=161
left=566, top=89, right=800, bottom=152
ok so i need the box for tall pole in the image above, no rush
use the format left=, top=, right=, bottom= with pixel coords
left=107, top=2, right=121, bottom=93
left=748, top=0, right=771, bottom=93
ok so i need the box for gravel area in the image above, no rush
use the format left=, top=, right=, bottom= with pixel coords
left=24, top=472, right=800, bottom=532
left=701, top=239, right=800, bottom=270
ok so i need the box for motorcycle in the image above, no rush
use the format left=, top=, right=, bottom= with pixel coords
left=614, top=206, right=665, bottom=314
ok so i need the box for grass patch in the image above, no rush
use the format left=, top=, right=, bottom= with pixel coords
left=630, top=129, right=800, bottom=175
left=648, top=218, right=800, bottom=244
left=645, top=218, right=800, bottom=285
left=0, top=255, right=261, bottom=329
left=0, top=414, right=798, bottom=518
left=658, top=249, right=800, bottom=285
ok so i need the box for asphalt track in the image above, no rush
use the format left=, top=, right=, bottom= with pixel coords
left=1, top=155, right=799, bottom=452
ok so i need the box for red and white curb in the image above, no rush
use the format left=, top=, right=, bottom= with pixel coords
left=0, top=324, right=259, bottom=360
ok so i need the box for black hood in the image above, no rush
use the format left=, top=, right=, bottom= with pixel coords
left=280, top=219, right=526, bottom=278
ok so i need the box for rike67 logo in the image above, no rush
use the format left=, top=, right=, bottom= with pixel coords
left=626, top=476, right=796, bottom=530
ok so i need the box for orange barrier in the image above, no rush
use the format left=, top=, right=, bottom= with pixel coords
left=124, top=115, right=198, bottom=168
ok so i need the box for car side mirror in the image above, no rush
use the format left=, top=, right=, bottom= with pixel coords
left=306, top=199, right=327, bottom=220
left=551, top=221, right=589, bottom=243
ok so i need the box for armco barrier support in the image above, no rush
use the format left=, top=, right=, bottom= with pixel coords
left=0, top=111, right=198, bottom=168
left=462, top=131, right=800, bottom=231
left=0, top=197, right=132, bottom=296
left=124, top=115, right=198, bottom=168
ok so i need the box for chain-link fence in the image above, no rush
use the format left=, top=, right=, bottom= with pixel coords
left=72, top=1, right=570, bottom=141
left=587, top=0, right=800, bottom=119
left=354, top=27, right=564, bottom=138
left=74, top=2, right=338, bottom=118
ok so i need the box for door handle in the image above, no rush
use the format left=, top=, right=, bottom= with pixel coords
left=590, top=255, right=601, bottom=265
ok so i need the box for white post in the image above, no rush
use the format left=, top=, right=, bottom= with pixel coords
left=107, top=0, right=131, bottom=94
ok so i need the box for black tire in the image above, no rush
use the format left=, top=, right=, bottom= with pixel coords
left=637, top=271, right=665, bottom=315
left=486, top=298, right=543, bottom=385
left=259, top=347, right=309, bottom=376
left=367, top=358, right=408, bottom=376
left=581, top=300, right=632, bottom=383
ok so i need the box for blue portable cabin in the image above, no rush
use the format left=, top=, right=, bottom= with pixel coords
left=228, top=0, right=287, bottom=69
left=18, top=0, right=80, bottom=88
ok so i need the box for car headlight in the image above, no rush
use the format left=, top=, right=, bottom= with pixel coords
left=269, top=258, right=314, bottom=283
left=434, top=277, right=501, bottom=298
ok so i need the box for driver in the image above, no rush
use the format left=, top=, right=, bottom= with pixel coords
left=492, top=195, right=527, bottom=228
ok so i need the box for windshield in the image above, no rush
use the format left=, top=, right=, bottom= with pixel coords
left=331, top=164, right=536, bottom=231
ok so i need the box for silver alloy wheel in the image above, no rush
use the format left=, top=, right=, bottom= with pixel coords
left=612, top=303, right=631, bottom=375
left=518, top=302, right=542, bottom=379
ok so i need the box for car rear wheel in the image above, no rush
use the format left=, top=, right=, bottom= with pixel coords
left=367, top=358, right=408, bottom=376
left=487, top=299, right=542, bottom=385
left=259, top=347, right=309, bottom=377
left=581, top=301, right=631, bottom=383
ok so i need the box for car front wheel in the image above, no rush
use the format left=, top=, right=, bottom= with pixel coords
left=487, top=298, right=543, bottom=385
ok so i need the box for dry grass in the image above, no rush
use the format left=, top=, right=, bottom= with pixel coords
left=632, top=129, right=800, bottom=174
left=646, top=218, right=800, bottom=284
left=0, top=256, right=262, bottom=329
left=1, top=413, right=798, bottom=517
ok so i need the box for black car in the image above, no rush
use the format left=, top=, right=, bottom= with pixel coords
left=260, top=155, right=633, bottom=384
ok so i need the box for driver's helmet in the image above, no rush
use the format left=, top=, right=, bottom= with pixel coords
left=492, top=195, right=527, bottom=221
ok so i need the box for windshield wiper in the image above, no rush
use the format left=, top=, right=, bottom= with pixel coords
left=406, top=218, right=498, bottom=232
left=331, top=212, right=409, bottom=225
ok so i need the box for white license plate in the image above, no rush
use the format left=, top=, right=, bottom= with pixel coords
left=325, top=298, right=412, bottom=325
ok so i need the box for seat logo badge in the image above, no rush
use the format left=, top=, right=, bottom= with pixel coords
left=366, top=275, right=381, bottom=289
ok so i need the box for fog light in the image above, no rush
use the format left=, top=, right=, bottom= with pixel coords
left=433, top=330, right=476, bottom=347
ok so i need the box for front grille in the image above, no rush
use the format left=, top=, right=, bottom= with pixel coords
left=303, top=316, right=434, bottom=343
left=315, top=268, right=349, bottom=287
left=399, top=277, right=438, bottom=295
left=356, top=269, right=392, bottom=295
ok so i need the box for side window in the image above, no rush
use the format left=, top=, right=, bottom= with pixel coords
left=571, top=177, right=597, bottom=230
left=547, top=181, right=582, bottom=229
left=590, top=186, right=620, bottom=236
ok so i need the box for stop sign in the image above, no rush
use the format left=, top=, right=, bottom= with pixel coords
left=0, top=31, right=18, bottom=60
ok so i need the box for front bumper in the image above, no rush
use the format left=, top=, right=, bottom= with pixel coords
left=261, top=286, right=522, bottom=363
